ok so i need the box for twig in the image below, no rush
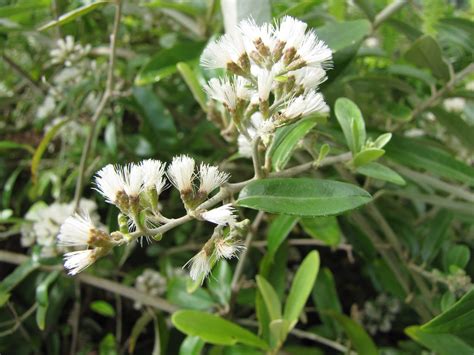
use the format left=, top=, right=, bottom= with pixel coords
left=0, top=303, right=38, bottom=337
left=252, top=136, right=264, bottom=179
left=373, top=0, right=408, bottom=29
left=1, top=53, right=47, bottom=95
left=73, top=0, right=123, bottom=211
left=410, top=63, right=474, bottom=120
left=236, top=318, right=349, bottom=353
left=69, top=280, right=81, bottom=355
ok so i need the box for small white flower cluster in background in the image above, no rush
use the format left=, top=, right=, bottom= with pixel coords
left=134, top=269, right=167, bottom=309
left=200, top=16, right=332, bottom=156
left=358, top=294, right=401, bottom=335
left=58, top=155, right=243, bottom=280
left=21, top=198, right=100, bottom=257
left=50, top=35, right=91, bottom=67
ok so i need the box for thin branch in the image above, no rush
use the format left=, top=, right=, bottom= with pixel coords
left=410, top=63, right=474, bottom=120
left=373, top=0, right=408, bottom=29
left=1, top=53, right=47, bottom=95
left=73, top=0, right=123, bottom=211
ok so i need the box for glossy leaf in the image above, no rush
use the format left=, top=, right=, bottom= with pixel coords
left=90, top=300, right=116, bottom=318
left=356, top=162, right=406, bottom=185
left=38, top=1, right=111, bottom=31
left=444, top=245, right=470, bottom=271
left=172, top=310, right=269, bottom=350
left=237, top=178, right=372, bottom=217
left=267, top=215, right=298, bottom=259
left=315, top=20, right=371, bottom=53
left=283, top=251, right=320, bottom=327
left=135, top=42, right=205, bottom=85
left=300, top=216, right=341, bottom=247
left=404, top=35, right=450, bottom=81
left=256, top=276, right=281, bottom=321
left=335, top=98, right=366, bottom=154
left=271, top=118, right=317, bottom=171
left=406, top=326, right=473, bottom=355
left=35, top=271, right=60, bottom=330
left=179, top=336, right=205, bottom=355
left=328, top=312, right=378, bottom=355
left=352, top=148, right=385, bottom=167
left=177, top=62, right=207, bottom=111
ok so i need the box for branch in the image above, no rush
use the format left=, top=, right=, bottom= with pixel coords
left=373, top=0, right=408, bottom=29
left=410, top=63, right=474, bottom=120
left=73, top=0, right=123, bottom=211
left=1, top=53, right=47, bottom=95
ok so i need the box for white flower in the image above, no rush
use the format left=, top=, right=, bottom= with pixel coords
left=443, top=97, right=466, bottom=113
left=281, top=90, right=328, bottom=119
left=238, top=134, right=253, bottom=158
left=238, top=112, right=275, bottom=157
left=95, top=164, right=126, bottom=204
left=122, top=163, right=144, bottom=197
left=204, top=76, right=251, bottom=111
left=184, top=250, right=211, bottom=282
left=167, top=155, right=195, bottom=192
left=200, top=31, right=246, bottom=70
left=201, top=204, right=237, bottom=226
left=255, top=67, right=275, bottom=101
left=57, top=212, right=94, bottom=247
left=296, top=31, right=332, bottom=68
left=140, top=159, right=167, bottom=194
left=215, top=238, right=245, bottom=260
left=63, top=249, right=96, bottom=275
left=292, top=67, right=327, bottom=90
left=239, top=18, right=276, bottom=54
left=274, top=16, right=308, bottom=50
left=198, top=163, right=230, bottom=194
left=50, top=35, right=91, bottom=67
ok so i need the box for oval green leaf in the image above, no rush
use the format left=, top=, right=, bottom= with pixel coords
left=356, top=162, right=406, bottom=186
left=237, top=178, right=372, bottom=216
left=171, top=310, right=269, bottom=350
left=335, top=98, right=366, bottom=154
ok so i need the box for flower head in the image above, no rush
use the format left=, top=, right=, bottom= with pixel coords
left=274, top=16, right=308, bottom=50
left=121, top=163, right=144, bottom=198
left=296, top=31, right=332, bottom=69
left=140, top=159, right=167, bottom=194
left=239, top=18, right=276, bottom=58
left=255, top=67, right=275, bottom=102
left=292, top=67, right=327, bottom=90
left=57, top=212, right=95, bottom=247
left=280, top=90, right=328, bottom=120
left=63, top=249, right=96, bottom=275
left=167, top=155, right=195, bottom=193
left=215, top=237, right=245, bottom=260
left=184, top=250, right=211, bottom=282
left=200, top=31, right=247, bottom=72
left=201, top=204, right=237, bottom=226
left=198, top=164, right=230, bottom=195
left=94, top=164, right=126, bottom=205
left=204, top=76, right=251, bottom=111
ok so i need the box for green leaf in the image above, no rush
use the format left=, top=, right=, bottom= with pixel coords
left=404, top=35, right=450, bottom=81
left=431, top=107, right=474, bottom=151
left=35, top=271, right=60, bottom=330
left=269, top=319, right=291, bottom=348
left=172, top=310, right=269, bottom=350
left=167, top=277, right=215, bottom=310
left=177, top=62, right=207, bottom=112
left=256, top=276, right=282, bottom=321
left=0, top=258, right=39, bottom=297
left=406, top=326, right=473, bottom=355
left=335, top=98, right=366, bottom=154
left=99, top=333, right=117, bottom=355
left=267, top=215, right=298, bottom=259
left=300, top=217, right=341, bottom=247
left=90, top=300, right=116, bottom=318
left=315, top=20, right=371, bottom=53
left=422, top=289, right=474, bottom=338
left=283, top=251, right=320, bottom=328
left=312, top=268, right=342, bottom=338
left=38, top=1, right=111, bottom=31
left=387, top=64, right=437, bottom=87
left=237, top=178, right=372, bottom=217
left=145, top=0, right=205, bottom=16
left=207, top=260, right=232, bottom=306
left=31, top=119, right=68, bottom=184
left=179, top=336, right=205, bottom=355
left=328, top=312, right=378, bottom=355
left=271, top=119, right=317, bottom=171
left=129, top=312, right=153, bottom=354
left=352, top=148, right=385, bottom=167
left=135, top=42, right=205, bottom=85
left=0, top=140, right=34, bottom=154
left=373, top=133, right=392, bottom=149
left=356, top=162, right=406, bottom=185
left=385, top=135, right=474, bottom=186
left=444, top=245, right=470, bottom=271
left=421, top=210, right=453, bottom=263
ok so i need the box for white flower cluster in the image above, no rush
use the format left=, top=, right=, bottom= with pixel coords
left=21, top=198, right=99, bottom=257
left=50, top=35, right=91, bottom=67
left=133, top=269, right=167, bottom=309
left=201, top=16, right=332, bottom=156
left=58, top=155, right=242, bottom=279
